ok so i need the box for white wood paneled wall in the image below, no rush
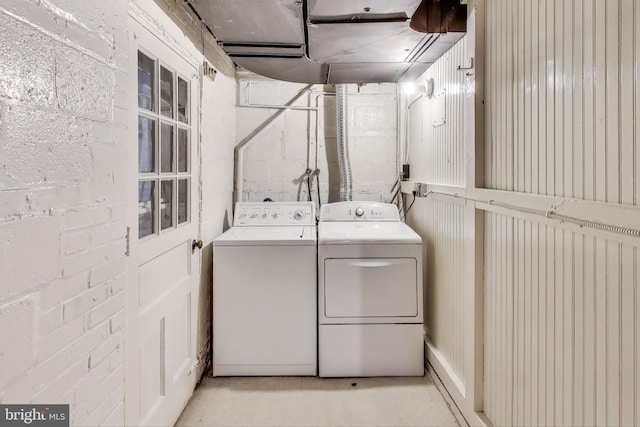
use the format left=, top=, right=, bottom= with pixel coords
left=416, top=37, right=473, bottom=186
left=410, top=198, right=467, bottom=386
left=485, top=213, right=639, bottom=427
left=404, top=1, right=640, bottom=426
left=485, top=0, right=640, bottom=205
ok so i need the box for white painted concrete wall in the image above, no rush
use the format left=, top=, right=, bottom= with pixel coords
left=236, top=78, right=399, bottom=204
left=404, top=1, right=640, bottom=426
left=199, top=70, right=237, bottom=371
left=0, top=0, right=236, bottom=425
left=0, top=1, right=129, bottom=425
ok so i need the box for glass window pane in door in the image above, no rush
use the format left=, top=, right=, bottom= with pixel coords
left=178, top=178, right=189, bottom=224
left=138, top=116, right=156, bottom=173
left=161, top=123, right=175, bottom=173
left=138, top=52, right=155, bottom=111
left=160, top=66, right=174, bottom=118
left=178, top=76, right=189, bottom=123
left=138, top=180, right=156, bottom=238
left=160, top=179, right=174, bottom=230
left=178, top=128, right=189, bottom=173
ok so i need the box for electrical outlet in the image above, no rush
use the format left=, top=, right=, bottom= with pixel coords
left=413, top=182, right=426, bottom=197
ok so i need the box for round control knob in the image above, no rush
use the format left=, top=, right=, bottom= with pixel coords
left=293, top=209, right=305, bottom=220
left=355, top=207, right=364, bottom=217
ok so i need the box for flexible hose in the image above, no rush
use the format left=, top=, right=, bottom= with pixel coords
left=336, top=84, right=352, bottom=201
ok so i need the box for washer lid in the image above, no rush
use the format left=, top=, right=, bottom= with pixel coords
left=318, top=222, right=421, bottom=244
left=214, top=226, right=317, bottom=246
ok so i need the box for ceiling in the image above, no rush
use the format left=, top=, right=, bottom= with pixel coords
left=187, top=0, right=467, bottom=84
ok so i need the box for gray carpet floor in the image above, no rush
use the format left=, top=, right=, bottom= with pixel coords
left=176, top=375, right=460, bottom=427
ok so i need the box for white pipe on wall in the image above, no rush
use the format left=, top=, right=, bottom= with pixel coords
left=233, top=84, right=314, bottom=206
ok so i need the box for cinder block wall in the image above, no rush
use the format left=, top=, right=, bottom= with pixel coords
left=0, top=0, right=238, bottom=424
left=0, top=1, right=127, bottom=425
left=236, top=79, right=400, bottom=204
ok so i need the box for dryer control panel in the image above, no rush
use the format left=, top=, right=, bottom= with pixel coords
left=234, top=202, right=315, bottom=226
left=320, top=201, right=400, bottom=222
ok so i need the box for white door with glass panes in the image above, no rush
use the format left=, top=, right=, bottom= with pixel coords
left=125, top=19, right=200, bottom=427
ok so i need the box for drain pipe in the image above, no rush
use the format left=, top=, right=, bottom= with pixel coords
left=336, top=84, right=352, bottom=201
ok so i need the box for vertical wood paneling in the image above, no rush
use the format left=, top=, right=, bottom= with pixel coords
left=484, top=0, right=639, bottom=206
left=636, top=2, right=640, bottom=207
left=407, top=3, right=640, bottom=426
left=583, top=0, right=595, bottom=201
left=594, top=0, right=607, bottom=203
left=407, top=198, right=466, bottom=388
left=553, top=0, right=563, bottom=197
left=544, top=224, right=555, bottom=426
left=562, top=1, right=574, bottom=199
left=584, top=235, right=596, bottom=426
left=595, top=238, right=607, bottom=426
left=620, top=245, right=635, bottom=426
left=605, top=1, right=620, bottom=204
left=410, top=37, right=468, bottom=186
left=636, top=247, right=639, bottom=427
left=620, top=0, right=634, bottom=205
left=487, top=0, right=495, bottom=188
left=483, top=212, right=639, bottom=427
left=573, top=233, right=585, bottom=426
left=545, top=0, right=555, bottom=197
left=563, top=229, right=574, bottom=427
left=573, top=0, right=584, bottom=201
left=515, top=1, right=524, bottom=193
left=606, top=241, right=621, bottom=427
left=530, top=0, right=540, bottom=195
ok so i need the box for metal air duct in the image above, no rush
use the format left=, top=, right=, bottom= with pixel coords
left=336, top=84, right=352, bottom=201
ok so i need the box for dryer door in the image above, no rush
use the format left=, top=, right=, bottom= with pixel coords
left=323, top=257, right=418, bottom=319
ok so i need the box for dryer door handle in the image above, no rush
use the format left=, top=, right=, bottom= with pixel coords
left=349, top=261, right=393, bottom=268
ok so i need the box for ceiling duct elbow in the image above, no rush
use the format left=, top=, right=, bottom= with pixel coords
left=409, top=0, right=468, bottom=33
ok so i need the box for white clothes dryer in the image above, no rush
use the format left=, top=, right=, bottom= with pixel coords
left=213, top=202, right=316, bottom=376
left=318, top=201, right=424, bottom=377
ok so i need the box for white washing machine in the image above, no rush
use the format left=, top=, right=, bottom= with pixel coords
left=318, top=201, right=424, bottom=377
left=213, top=202, right=316, bottom=376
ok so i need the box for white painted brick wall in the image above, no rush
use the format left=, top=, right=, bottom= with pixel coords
left=2, top=0, right=238, bottom=424
left=199, top=71, right=237, bottom=374
left=0, top=1, right=128, bottom=426
left=237, top=79, right=399, bottom=204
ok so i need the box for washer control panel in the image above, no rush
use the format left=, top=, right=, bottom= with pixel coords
left=320, top=201, right=400, bottom=222
left=234, top=202, right=315, bottom=226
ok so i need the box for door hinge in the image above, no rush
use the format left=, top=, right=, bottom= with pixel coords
left=125, top=226, right=131, bottom=257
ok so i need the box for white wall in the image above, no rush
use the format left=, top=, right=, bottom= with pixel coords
left=0, top=0, right=236, bottom=425
left=199, top=70, right=237, bottom=370
left=236, top=78, right=399, bottom=204
left=0, top=1, right=129, bottom=425
left=481, top=1, right=640, bottom=425
left=403, top=32, right=475, bottom=418
left=405, top=1, right=640, bottom=426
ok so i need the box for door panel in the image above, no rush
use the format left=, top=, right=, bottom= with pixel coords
left=137, top=242, right=196, bottom=427
left=139, top=243, right=191, bottom=308
left=139, top=326, right=163, bottom=420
